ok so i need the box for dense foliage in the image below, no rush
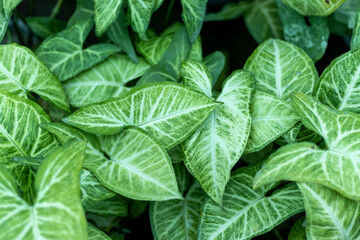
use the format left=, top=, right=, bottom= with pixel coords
left=1, top=0, right=360, bottom=239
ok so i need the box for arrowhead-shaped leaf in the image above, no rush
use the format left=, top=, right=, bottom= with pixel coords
left=182, top=63, right=253, bottom=205
left=36, top=18, right=120, bottom=81
left=0, top=0, right=22, bottom=41
left=68, top=0, right=93, bottom=27
left=63, top=54, right=150, bottom=107
left=0, top=140, right=88, bottom=239
left=94, top=0, right=122, bottom=36
left=298, top=183, right=360, bottom=240
left=181, top=0, right=208, bottom=42
left=0, top=44, right=70, bottom=112
left=150, top=181, right=206, bottom=240
left=198, top=164, right=304, bottom=240
left=64, top=82, right=220, bottom=150
left=316, top=49, right=360, bottom=113
left=281, top=0, right=345, bottom=16
left=254, top=93, right=360, bottom=200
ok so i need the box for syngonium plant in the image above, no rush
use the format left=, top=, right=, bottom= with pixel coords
left=1, top=0, right=360, bottom=239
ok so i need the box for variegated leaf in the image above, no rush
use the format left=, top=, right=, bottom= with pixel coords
left=254, top=93, right=360, bottom=200
left=298, top=183, right=360, bottom=240
left=36, top=18, right=120, bottom=81
left=63, top=54, right=150, bottom=107
left=203, top=51, right=226, bottom=87
left=86, top=195, right=128, bottom=217
left=94, top=0, right=123, bottom=36
left=0, top=140, right=88, bottom=239
left=0, top=44, right=70, bottom=112
left=351, top=7, right=360, bottom=50
left=64, top=82, right=220, bottom=150
left=288, top=217, right=306, bottom=240
left=198, top=165, right=304, bottom=240
left=181, top=0, right=208, bottom=42
left=0, top=0, right=22, bottom=41
left=68, top=0, right=94, bottom=27
left=281, top=0, right=346, bottom=16
left=88, top=223, right=111, bottom=240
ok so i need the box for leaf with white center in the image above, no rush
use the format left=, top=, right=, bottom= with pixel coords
left=244, top=0, right=282, bottom=43
left=334, top=0, right=360, bottom=29
left=244, top=39, right=318, bottom=101
left=277, top=0, right=329, bottom=62
left=64, top=82, right=220, bottom=149
left=181, top=0, right=208, bottom=42
left=128, top=0, right=164, bottom=40
left=198, top=164, right=304, bottom=240
left=203, top=51, right=226, bottom=88
left=205, top=1, right=251, bottom=22
left=106, top=7, right=138, bottom=62
left=36, top=18, right=120, bottom=81
left=68, top=0, right=94, bottom=27
left=181, top=60, right=212, bottom=97
left=88, top=223, right=111, bottom=240
left=94, top=0, right=122, bottom=36
left=182, top=69, right=253, bottom=205
left=298, top=183, right=360, bottom=240
left=87, top=195, right=128, bottom=217
left=0, top=44, right=70, bottom=112
left=26, top=17, right=66, bottom=39
left=0, top=0, right=22, bottom=41
left=253, top=93, right=360, bottom=200
left=288, top=217, right=306, bottom=240
left=244, top=91, right=300, bottom=153
left=150, top=181, right=206, bottom=240
left=282, top=0, right=345, bottom=16
left=137, top=26, right=192, bottom=85
left=351, top=8, right=360, bottom=50
left=84, top=127, right=182, bottom=200
left=316, top=49, right=360, bottom=113
left=63, top=54, right=150, bottom=107
left=0, top=140, right=88, bottom=239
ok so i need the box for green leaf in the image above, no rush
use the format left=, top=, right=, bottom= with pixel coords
left=0, top=140, right=88, bottom=239
left=244, top=91, right=300, bottom=153
left=68, top=0, right=94, bottom=27
left=106, top=7, right=138, bottom=62
left=182, top=66, right=253, bottom=204
left=128, top=0, right=164, bottom=40
left=334, top=0, right=360, bottom=29
left=88, top=223, right=111, bottom=240
left=63, top=54, right=150, bottom=107
left=128, top=200, right=148, bottom=218
left=150, top=181, right=206, bottom=240
left=181, top=0, right=208, bottom=42
left=0, top=44, right=70, bottom=112
left=288, top=217, right=306, bottom=240
left=205, top=1, right=251, bottom=22
left=298, top=183, right=360, bottom=240
left=281, top=0, right=346, bottom=16
left=316, top=49, right=360, bottom=113
left=253, top=93, right=360, bottom=200
left=244, top=0, right=283, bottom=43
left=85, top=127, right=182, bottom=201
left=0, top=0, right=22, bottom=41
left=244, top=39, right=318, bottom=101
left=203, top=51, right=225, bottom=88
left=87, top=195, right=128, bottom=217
left=26, top=17, right=66, bottom=39
left=36, top=19, right=120, bottom=81
left=173, top=162, right=191, bottom=194
left=188, top=36, right=203, bottom=61
left=276, top=0, right=329, bottom=62
left=198, top=164, right=304, bottom=240
left=64, top=82, right=220, bottom=150
left=351, top=8, right=360, bottom=50
left=137, top=26, right=192, bottom=85
left=168, top=145, right=185, bottom=164
left=181, top=60, right=213, bottom=97
left=94, top=0, right=122, bottom=36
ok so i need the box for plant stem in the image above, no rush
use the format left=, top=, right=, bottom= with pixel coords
left=50, top=0, right=64, bottom=18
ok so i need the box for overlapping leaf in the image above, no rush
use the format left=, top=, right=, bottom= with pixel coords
left=0, top=0, right=22, bottom=41
left=198, top=164, right=304, bottom=240
left=254, top=93, right=360, bottom=200
left=68, top=0, right=94, bottom=27
left=87, top=195, right=128, bottom=217
left=63, top=54, right=150, bottom=107
left=351, top=8, right=360, bottom=50
left=150, top=181, right=205, bottom=240
left=333, top=0, right=360, bottom=29
left=26, top=17, right=66, bottom=39
left=64, top=82, right=220, bottom=149
left=181, top=0, right=208, bottom=42
left=36, top=18, right=120, bottom=81
left=0, top=140, right=88, bottom=239
left=182, top=61, right=253, bottom=204
left=88, top=223, right=111, bottom=240
left=288, top=217, right=306, bottom=240
left=0, top=44, right=70, bottom=112
left=205, top=1, right=251, bottom=21
left=94, top=0, right=123, bottom=36
left=281, top=0, right=346, bottom=16
left=298, top=183, right=360, bottom=240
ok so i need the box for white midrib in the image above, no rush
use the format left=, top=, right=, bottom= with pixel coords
left=209, top=197, right=263, bottom=239
left=210, top=112, right=219, bottom=200
left=0, top=124, right=26, bottom=156
left=257, top=0, right=281, bottom=38
left=30, top=206, right=41, bottom=239
left=338, top=65, right=360, bottom=111
left=274, top=42, right=282, bottom=99
left=0, top=64, right=27, bottom=92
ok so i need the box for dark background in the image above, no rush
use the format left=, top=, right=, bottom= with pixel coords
left=13, top=0, right=350, bottom=239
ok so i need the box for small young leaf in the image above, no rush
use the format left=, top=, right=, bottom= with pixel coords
left=205, top=1, right=251, bottom=22
left=64, top=82, right=220, bottom=150
left=36, top=18, right=120, bottom=81
left=198, top=164, right=304, bottom=240
left=281, top=0, right=346, bottom=16
left=298, top=183, right=360, bottom=240
left=0, top=44, right=70, bottom=112
left=181, top=0, right=208, bottom=42
left=203, top=51, right=226, bottom=88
